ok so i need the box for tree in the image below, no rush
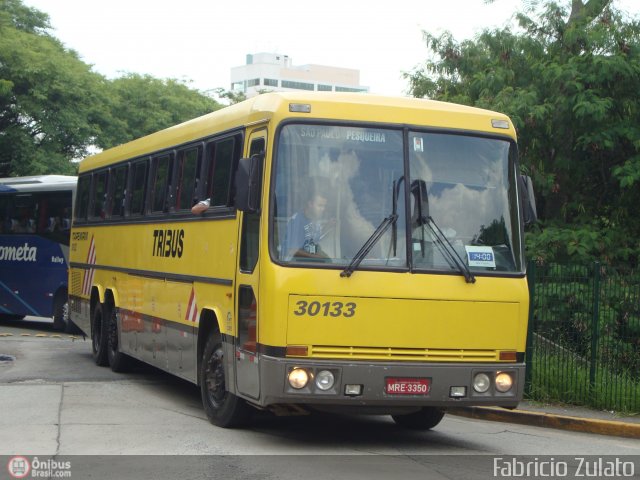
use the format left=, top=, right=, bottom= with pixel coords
left=212, top=88, right=247, bottom=105
left=1, top=0, right=225, bottom=175
left=405, top=0, right=640, bottom=265
left=0, top=0, right=107, bottom=175
left=97, top=74, right=221, bottom=149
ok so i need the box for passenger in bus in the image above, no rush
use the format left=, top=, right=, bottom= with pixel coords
left=282, top=183, right=331, bottom=260
left=191, top=197, right=210, bottom=214
left=11, top=207, right=35, bottom=233
left=47, top=217, right=60, bottom=232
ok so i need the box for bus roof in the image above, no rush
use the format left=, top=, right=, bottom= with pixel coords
left=79, top=92, right=516, bottom=173
left=0, top=175, right=77, bottom=193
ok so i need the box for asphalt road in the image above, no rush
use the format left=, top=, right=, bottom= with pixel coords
left=1, top=317, right=639, bottom=480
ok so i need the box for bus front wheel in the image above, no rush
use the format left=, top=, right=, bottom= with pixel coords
left=200, top=335, right=250, bottom=428
left=391, top=407, right=445, bottom=430
left=91, top=303, right=109, bottom=367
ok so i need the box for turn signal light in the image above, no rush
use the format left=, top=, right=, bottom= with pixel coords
left=499, top=351, right=517, bottom=361
left=286, top=346, right=309, bottom=357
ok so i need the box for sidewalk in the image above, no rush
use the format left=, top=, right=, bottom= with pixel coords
left=448, top=401, right=640, bottom=439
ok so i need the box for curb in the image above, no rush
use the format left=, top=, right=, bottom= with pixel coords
left=447, top=406, right=640, bottom=439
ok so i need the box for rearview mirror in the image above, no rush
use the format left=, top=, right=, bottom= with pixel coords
left=234, top=154, right=263, bottom=213
left=519, top=175, right=537, bottom=226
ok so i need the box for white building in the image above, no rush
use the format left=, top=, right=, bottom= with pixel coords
left=230, top=52, right=369, bottom=98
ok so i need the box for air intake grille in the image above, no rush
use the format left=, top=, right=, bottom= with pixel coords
left=71, top=270, right=83, bottom=296
left=307, top=346, right=499, bottom=362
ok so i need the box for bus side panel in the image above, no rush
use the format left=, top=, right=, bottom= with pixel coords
left=70, top=218, right=238, bottom=383
left=0, top=235, right=68, bottom=318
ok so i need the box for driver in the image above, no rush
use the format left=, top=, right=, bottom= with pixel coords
left=283, top=185, right=330, bottom=260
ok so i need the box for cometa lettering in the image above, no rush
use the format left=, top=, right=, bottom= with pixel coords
left=0, top=243, right=37, bottom=262
left=152, top=229, right=184, bottom=258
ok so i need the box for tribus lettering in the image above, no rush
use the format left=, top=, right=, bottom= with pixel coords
left=152, top=229, right=184, bottom=258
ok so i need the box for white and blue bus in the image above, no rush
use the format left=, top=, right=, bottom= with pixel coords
left=0, top=175, right=76, bottom=331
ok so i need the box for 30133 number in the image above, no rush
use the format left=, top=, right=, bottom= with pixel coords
left=293, top=300, right=356, bottom=318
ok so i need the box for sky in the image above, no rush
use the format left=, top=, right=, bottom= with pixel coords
left=21, top=0, right=640, bottom=98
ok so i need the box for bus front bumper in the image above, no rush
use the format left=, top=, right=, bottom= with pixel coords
left=251, top=356, right=525, bottom=411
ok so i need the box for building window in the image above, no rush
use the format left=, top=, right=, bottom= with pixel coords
left=317, top=84, right=332, bottom=91
left=281, top=80, right=314, bottom=91
left=264, top=78, right=279, bottom=87
left=335, top=86, right=366, bottom=93
left=247, top=78, right=260, bottom=87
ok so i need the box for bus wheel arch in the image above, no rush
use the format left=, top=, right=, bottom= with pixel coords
left=90, top=287, right=108, bottom=367
left=199, top=333, right=250, bottom=428
left=196, top=308, right=220, bottom=379
left=104, top=289, right=131, bottom=373
left=197, top=308, right=250, bottom=428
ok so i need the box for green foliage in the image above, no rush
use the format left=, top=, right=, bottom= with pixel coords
left=0, top=0, right=105, bottom=175
left=530, top=262, right=640, bottom=411
left=525, top=219, right=639, bottom=264
left=97, top=74, right=220, bottom=149
left=0, top=0, right=224, bottom=176
left=528, top=350, right=640, bottom=412
left=212, top=88, right=247, bottom=105
left=406, top=1, right=640, bottom=266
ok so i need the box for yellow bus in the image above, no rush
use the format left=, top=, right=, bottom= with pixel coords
left=69, top=92, right=535, bottom=429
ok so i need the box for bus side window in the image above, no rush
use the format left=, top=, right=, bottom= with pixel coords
left=150, top=154, right=173, bottom=214
left=0, top=197, right=10, bottom=233
left=175, top=147, right=202, bottom=210
left=205, top=135, right=239, bottom=208
left=43, top=191, right=71, bottom=237
left=128, top=160, right=148, bottom=216
left=108, top=165, right=128, bottom=218
left=89, top=171, right=108, bottom=220
left=74, top=175, right=91, bottom=222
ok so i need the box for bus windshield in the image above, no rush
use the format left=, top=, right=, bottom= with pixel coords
left=271, top=123, right=523, bottom=275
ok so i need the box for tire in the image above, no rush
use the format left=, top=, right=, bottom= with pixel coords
left=52, top=292, right=70, bottom=332
left=91, top=303, right=109, bottom=366
left=106, top=303, right=132, bottom=373
left=200, top=334, right=251, bottom=428
left=391, top=407, right=445, bottom=430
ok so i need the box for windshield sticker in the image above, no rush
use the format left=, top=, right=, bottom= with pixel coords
left=413, top=137, right=424, bottom=152
left=465, top=246, right=496, bottom=268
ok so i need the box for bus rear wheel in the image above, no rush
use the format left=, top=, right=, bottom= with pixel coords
left=91, top=303, right=109, bottom=366
left=391, top=407, right=445, bottom=430
left=106, top=303, right=132, bottom=373
left=200, top=335, right=250, bottom=428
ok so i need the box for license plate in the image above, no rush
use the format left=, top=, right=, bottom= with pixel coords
left=385, top=377, right=431, bottom=395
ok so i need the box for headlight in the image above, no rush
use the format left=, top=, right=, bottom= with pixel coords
left=288, top=368, right=309, bottom=389
left=495, top=372, right=513, bottom=393
left=473, top=373, right=491, bottom=393
left=315, top=370, right=335, bottom=391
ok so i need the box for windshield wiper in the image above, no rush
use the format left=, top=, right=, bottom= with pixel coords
left=340, top=213, right=398, bottom=278
left=423, top=215, right=476, bottom=284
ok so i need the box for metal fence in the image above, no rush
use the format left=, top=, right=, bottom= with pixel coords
left=525, top=262, right=640, bottom=412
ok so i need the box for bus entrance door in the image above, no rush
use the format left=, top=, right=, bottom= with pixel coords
left=234, top=134, right=265, bottom=399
